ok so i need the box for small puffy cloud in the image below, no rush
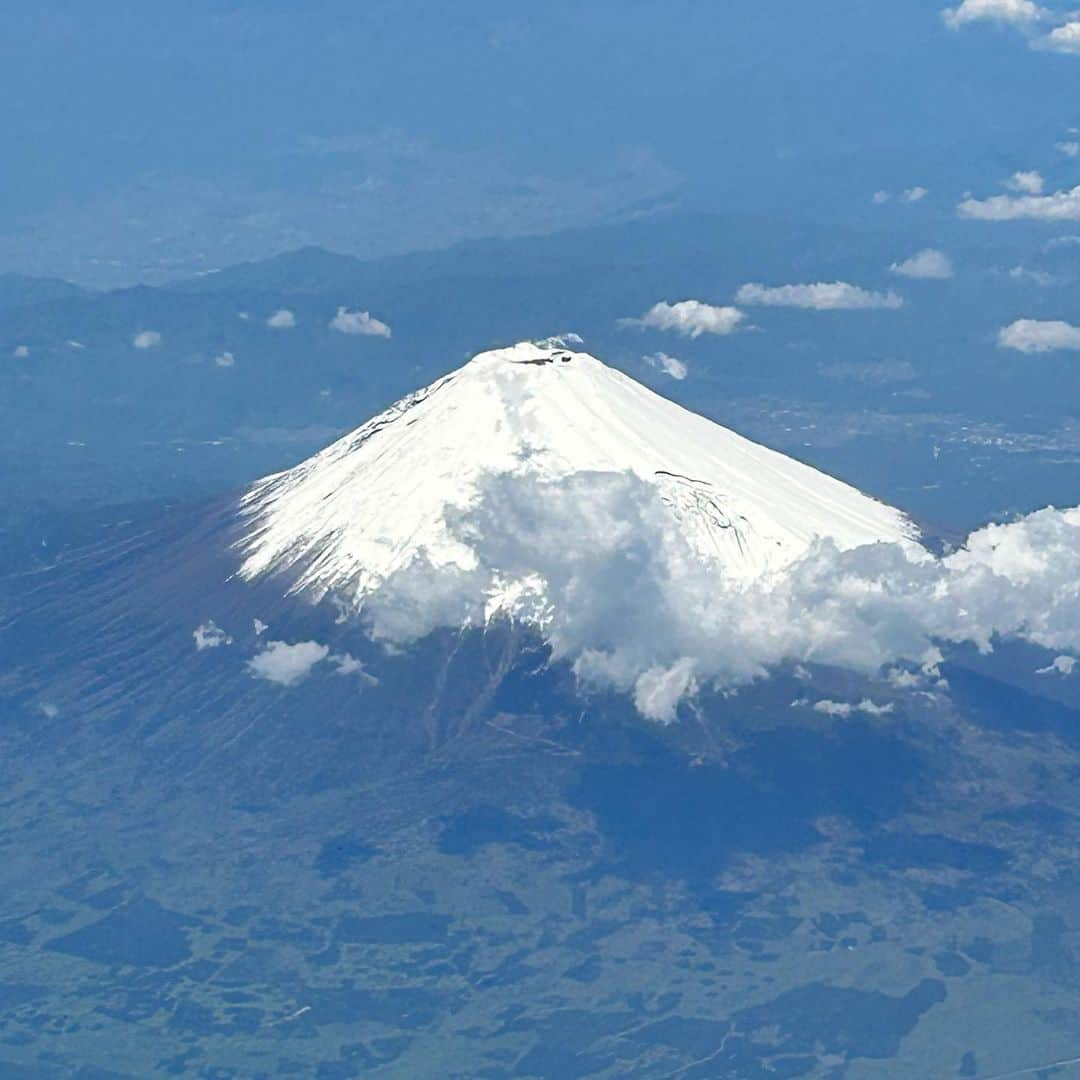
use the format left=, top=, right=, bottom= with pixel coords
left=998, top=318, right=1080, bottom=352
left=214, top=351, right=235, bottom=368
left=194, top=620, right=232, bottom=650
left=736, top=282, right=904, bottom=310
left=1058, top=141, right=1080, bottom=158
left=886, top=667, right=925, bottom=689
left=1008, top=170, right=1045, bottom=195
left=66, top=340, right=85, bottom=350
left=1042, top=20, right=1080, bottom=53
left=329, top=307, right=392, bottom=338
left=620, top=299, right=745, bottom=338
left=644, top=352, right=688, bottom=380
left=902, top=186, right=929, bottom=203
left=267, top=309, right=296, bottom=329
left=133, top=330, right=162, bottom=349
left=253, top=617, right=268, bottom=636
left=634, top=659, right=697, bottom=723
left=248, top=640, right=329, bottom=685
left=1036, top=655, right=1076, bottom=675
left=890, top=249, right=954, bottom=279
left=12, top=345, right=29, bottom=358
left=960, top=184, right=1080, bottom=221
left=536, top=332, right=584, bottom=349
left=809, top=698, right=895, bottom=718
left=943, top=0, right=1044, bottom=27
left=330, top=652, right=379, bottom=684
left=872, top=190, right=892, bottom=204
left=38, top=702, right=60, bottom=719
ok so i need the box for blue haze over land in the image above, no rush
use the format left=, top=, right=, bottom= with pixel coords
left=5, top=3, right=1080, bottom=1077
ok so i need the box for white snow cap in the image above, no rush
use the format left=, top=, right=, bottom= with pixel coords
left=237, top=341, right=916, bottom=606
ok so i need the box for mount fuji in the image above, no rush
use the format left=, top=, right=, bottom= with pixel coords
left=1, top=337, right=933, bottom=758
left=235, top=340, right=918, bottom=615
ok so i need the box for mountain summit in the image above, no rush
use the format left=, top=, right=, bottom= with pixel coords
left=235, top=341, right=917, bottom=612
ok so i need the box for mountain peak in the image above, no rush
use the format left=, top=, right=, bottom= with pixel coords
left=235, top=341, right=918, bottom=609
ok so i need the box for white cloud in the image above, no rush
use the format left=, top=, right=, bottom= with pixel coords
left=12, top=345, right=29, bottom=358
left=331, top=652, right=379, bottom=684
left=621, top=299, right=745, bottom=338
left=1008, top=170, right=1045, bottom=195
left=886, top=667, right=925, bottom=689
left=253, top=617, right=268, bottom=636
left=1058, top=141, right=1080, bottom=158
left=807, top=698, right=895, bottom=718
left=1036, top=655, right=1076, bottom=675
left=133, top=330, right=162, bottom=349
left=634, top=659, right=697, bottom=723
left=998, top=318, right=1080, bottom=352
left=193, top=620, right=232, bottom=650
left=736, top=282, right=904, bottom=310
left=214, top=351, right=235, bottom=368
left=267, top=309, right=296, bottom=329
left=643, top=352, right=688, bottom=380
left=902, top=186, right=929, bottom=203
left=942, top=0, right=1044, bottom=28
left=1008, top=265, right=1058, bottom=286
left=38, top=702, right=60, bottom=719
left=1042, top=20, right=1080, bottom=53
left=536, top=332, right=584, bottom=349
left=890, top=249, right=955, bottom=279
left=960, top=184, right=1080, bottom=221
left=872, top=190, right=892, bottom=205
left=329, top=307, right=392, bottom=338
left=248, top=640, right=329, bottom=685
left=66, top=340, right=85, bottom=350
left=359, top=470, right=1080, bottom=722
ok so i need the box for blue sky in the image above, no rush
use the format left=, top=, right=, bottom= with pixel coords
left=2, top=0, right=1079, bottom=283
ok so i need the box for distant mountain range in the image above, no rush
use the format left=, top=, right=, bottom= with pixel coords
left=2, top=208, right=1078, bottom=539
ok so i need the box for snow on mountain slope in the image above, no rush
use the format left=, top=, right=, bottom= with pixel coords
left=235, top=342, right=918, bottom=613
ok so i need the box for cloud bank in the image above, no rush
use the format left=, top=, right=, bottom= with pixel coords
left=736, top=282, right=904, bottom=310
left=359, top=471, right=1080, bottom=722
left=621, top=300, right=745, bottom=338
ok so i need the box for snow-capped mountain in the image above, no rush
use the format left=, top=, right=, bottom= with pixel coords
left=235, top=341, right=918, bottom=611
